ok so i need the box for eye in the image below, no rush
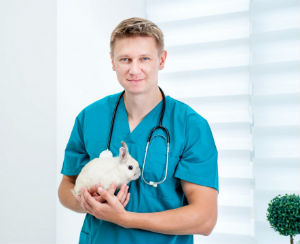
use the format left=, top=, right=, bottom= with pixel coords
left=128, top=165, right=133, bottom=170
left=120, top=58, right=129, bottom=62
left=141, top=57, right=150, bottom=61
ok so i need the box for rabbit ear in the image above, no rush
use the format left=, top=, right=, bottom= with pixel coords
left=121, top=141, right=128, bottom=150
left=119, top=141, right=128, bottom=162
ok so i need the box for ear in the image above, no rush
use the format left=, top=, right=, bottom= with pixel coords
left=159, top=50, right=167, bottom=70
left=119, top=141, right=128, bottom=162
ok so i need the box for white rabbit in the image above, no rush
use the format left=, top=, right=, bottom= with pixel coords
left=72, top=141, right=140, bottom=197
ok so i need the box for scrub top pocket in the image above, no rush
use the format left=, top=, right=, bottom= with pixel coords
left=142, top=131, right=171, bottom=178
left=142, top=152, right=182, bottom=206
left=143, top=151, right=168, bottom=183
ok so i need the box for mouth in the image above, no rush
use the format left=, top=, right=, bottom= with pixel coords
left=127, top=79, right=144, bottom=83
left=134, top=171, right=141, bottom=178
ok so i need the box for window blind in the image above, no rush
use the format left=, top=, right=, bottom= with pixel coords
left=146, top=0, right=300, bottom=243
left=251, top=0, right=300, bottom=243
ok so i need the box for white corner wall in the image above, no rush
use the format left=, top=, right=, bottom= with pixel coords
left=0, top=0, right=145, bottom=243
left=56, top=1, right=146, bottom=243
left=0, top=0, right=57, bottom=243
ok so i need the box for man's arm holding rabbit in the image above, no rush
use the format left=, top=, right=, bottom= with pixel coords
left=80, top=180, right=218, bottom=236
left=58, top=175, right=130, bottom=213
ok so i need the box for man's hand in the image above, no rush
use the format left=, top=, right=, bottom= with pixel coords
left=82, top=183, right=130, bottom=206
left=77, top=186, right=129, bottom=227
left=75, top=183, right=130, bottom=221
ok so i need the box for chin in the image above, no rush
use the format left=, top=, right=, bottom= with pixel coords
left=119, top=80, right=157, bottom=95
left=122, top=84, right=147, bottom=94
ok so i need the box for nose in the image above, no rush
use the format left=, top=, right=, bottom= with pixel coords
left=129, top=60, right=141, bottom=75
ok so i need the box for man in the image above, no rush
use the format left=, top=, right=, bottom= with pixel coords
left=58, top=17, right=219, bottom=244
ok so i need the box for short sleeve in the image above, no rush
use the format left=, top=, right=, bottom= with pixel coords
left=174, top=110, right=219, bottom=192
left=61, top=112, right=90, bottom=176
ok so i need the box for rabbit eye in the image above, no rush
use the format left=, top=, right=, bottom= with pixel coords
left=128, top=165, right=133, bottom=170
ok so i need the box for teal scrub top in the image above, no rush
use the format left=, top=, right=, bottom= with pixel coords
left=61, top=92, right=219, bottom=244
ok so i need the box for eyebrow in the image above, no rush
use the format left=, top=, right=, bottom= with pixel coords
left=117, top=54, right=152, bottom=58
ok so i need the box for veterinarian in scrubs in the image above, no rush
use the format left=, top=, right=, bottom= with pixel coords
left=58, top=17, right=219, bottom=244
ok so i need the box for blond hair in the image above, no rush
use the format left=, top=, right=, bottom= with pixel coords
left=110, top=17, right=164, bottom=55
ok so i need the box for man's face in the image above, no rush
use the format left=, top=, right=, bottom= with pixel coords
left=110, top=36, right=167, bottom=95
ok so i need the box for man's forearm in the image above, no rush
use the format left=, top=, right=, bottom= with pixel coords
left=58, top=179, right=85, bottom=213
left=122, top=204, right=212, bottom=236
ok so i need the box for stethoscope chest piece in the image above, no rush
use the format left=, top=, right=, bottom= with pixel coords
left=149, top=181, right=158, bottom=187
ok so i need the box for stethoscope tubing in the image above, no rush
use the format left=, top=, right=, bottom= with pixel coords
left=106, top=87, right=170, bottom=187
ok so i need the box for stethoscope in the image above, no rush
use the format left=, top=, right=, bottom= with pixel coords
left=99, top=87, right=170, bottom=187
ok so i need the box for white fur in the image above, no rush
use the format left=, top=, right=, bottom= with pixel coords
left=72, top=141, right=140, bottom=197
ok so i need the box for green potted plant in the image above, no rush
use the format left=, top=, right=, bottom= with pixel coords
left=266, top=194, right=300, bottom=244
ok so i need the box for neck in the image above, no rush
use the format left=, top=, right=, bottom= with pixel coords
left=123, top=86, right=163, bottom=122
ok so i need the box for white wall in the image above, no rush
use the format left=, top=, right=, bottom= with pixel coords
left=56, top=1, right=146, bottom=243
left=0, top=0, right=145, bottom=243
left=0, top=0, right=56, bottom=243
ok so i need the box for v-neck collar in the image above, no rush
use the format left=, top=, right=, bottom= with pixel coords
left=119, top=95, right=167, bottom=142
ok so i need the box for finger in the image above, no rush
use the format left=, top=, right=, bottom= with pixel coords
left=84, top=188, right=98, bottom=207
left=116, top=184, right=125, bottom=202
left=123, top=193, right=130, bottom=207
left=108, top=182, right=117, bottom=195
left=81, top=189, right=93, bottom=213
left=94, top=195, right=106, bottom=203
left=82, top=188, right=98, bottom=213
left=89, top=183, right=102, bottom=195
left=82, top=201, right=93, bottom=214
left=117, top=184, right=128, bottom=204
left=78, top=195, right=87, bottom=213
left=97, top=187, right=115, bottom=205
left=123, top=185, right=129, bottom=203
